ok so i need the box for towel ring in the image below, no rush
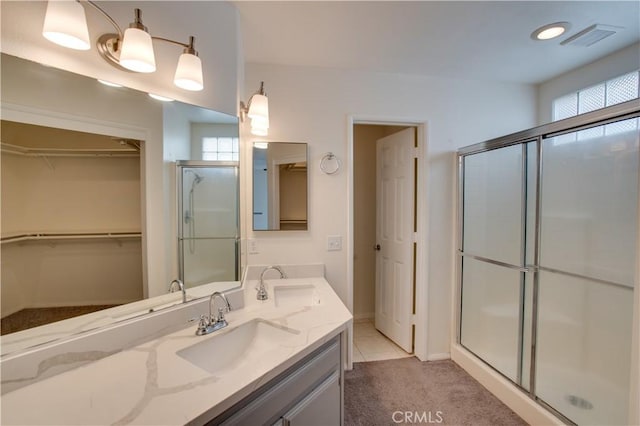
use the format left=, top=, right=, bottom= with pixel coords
left=320, top=152, right=341, bottom=175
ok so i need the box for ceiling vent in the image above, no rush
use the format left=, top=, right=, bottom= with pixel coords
left=561, top=24, right=623, bottom=47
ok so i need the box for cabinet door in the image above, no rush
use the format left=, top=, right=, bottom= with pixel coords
left=282, top=372, right=340, bottom=426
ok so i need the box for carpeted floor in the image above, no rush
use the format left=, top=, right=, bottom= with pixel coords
left=1, top=305, right=118, bottom=335
left=345, top=357, right=527, bottom=426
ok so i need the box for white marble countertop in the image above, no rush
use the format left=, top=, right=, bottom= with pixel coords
left=1, top=277, right=352, bottom=425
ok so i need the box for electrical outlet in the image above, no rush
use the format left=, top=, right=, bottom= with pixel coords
left=248, top=239, right=259, bottom=254
left=327, top=235, right=342, bottom=251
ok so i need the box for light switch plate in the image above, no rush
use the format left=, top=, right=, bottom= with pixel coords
left=327, top=235, right=342, bottom=251
left=248, top=239, right=259, bottom=254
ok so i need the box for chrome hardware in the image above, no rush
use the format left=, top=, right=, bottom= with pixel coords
left=257, top=265, right=287, bottom=301
left=169, top=278, right=187, bottom=303
left=195, top=291, right=232, bottom=336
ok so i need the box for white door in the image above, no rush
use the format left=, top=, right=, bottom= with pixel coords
left=375, top=128, right=415, bottom=353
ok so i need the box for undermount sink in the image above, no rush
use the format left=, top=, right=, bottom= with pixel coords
left=273, top=284, right=320, bottom=308
left=177, top=319, right=299, bottom=375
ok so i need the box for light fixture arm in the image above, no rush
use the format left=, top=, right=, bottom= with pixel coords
left=152, top=35, right=198, bottom=55
left=83, top=0, right=123, bottom=38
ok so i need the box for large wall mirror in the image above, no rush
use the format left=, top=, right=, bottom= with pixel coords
left=253, top=142, right=308, bottom=231
left=0, top=54, right=241, bottom=355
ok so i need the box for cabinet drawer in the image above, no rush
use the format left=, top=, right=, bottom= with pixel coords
left=212, top=336, right=340, bottom=426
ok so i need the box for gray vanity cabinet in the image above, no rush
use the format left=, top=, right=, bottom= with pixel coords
left=208, top=335, right=343, bottom=426
left=274, top=371, right=341, bottom=426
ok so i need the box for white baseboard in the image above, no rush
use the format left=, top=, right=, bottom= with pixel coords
left=451, top=344, right=562, bottom=426
left=353, top=312, right=374, bottom=322
left=427, top=352, right=450, bottom=361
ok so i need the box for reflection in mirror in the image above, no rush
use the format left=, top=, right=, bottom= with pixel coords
left=253, top=142, right=308, bottom=231
left=178, top=161, right=239, bottom=287
left=0, top=53, right=240, bottom=355
left=1, top=121, right=143, bottom=335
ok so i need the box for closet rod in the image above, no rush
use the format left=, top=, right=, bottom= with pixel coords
left=1, top=232, right=142, bottom=244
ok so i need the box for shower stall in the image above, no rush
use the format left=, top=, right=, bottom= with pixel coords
left=456, top=101, right=639, bottom=425
left=177, top=161, right=239, bottom=288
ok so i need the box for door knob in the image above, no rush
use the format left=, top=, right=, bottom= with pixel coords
left=374, top=244, right=381, bottom=251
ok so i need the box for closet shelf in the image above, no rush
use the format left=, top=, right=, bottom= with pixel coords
left=1, top=142, right=139, bottom=158
left=1, top=232, right=142, bottom=244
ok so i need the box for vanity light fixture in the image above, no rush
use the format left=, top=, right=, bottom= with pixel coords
left=97, top=79, right=123, bottom=88
left=148, top=93, right=175, bottom=102
left=531, top=22, right=571, bottom=40
left=240, top=81, right=270, bottom=136
left=42, top=1, right=204, bottom=91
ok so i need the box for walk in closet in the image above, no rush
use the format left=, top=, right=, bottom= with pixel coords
left=1, top=120, right=143, bottom=334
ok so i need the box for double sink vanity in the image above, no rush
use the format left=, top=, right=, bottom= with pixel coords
left=1, top=265, right=352, bottom=425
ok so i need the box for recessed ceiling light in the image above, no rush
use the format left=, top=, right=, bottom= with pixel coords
left=531, top=22, right=570, bottom=41
left=97, top=79, right=123, bottom=88
left=148, top=93, right=174, bottom=102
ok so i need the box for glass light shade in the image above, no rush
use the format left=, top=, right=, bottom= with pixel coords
left=247, top=94, right=269, bottom=121
left=174, top=53, right=204, bottom=91
left=119, top=27, right=156, bottom=73
left=531, top=22, right=569, bottom=41
left=536, top=26, right=566, bottom=40
left=251, top=116, right=269, bottom=136
left=42, top=0, right=90, bottom=50
left=251, top=126, right=268, bottom=137
left=148, top=93, right=174, bottom=102
left=251, top=115, right=269, bottom=129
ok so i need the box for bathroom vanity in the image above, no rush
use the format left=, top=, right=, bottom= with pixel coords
left=1, top=272, right=352, bottom=425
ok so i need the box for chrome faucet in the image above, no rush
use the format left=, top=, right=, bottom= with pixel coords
left=196, top=291, right=232, bottom=336
left=169, top=279, right=187, bottom=303
left=256, top=265, right=287, bottom=301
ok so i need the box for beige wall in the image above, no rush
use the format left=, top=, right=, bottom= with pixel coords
left=1, top=154, right=143, bottom=315
left=353, top=124, right=410, bottom=320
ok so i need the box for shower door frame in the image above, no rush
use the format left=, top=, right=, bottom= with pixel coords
left=176, top=160, right=240, bottom=285
left=455, top=99, right=640, bottom=424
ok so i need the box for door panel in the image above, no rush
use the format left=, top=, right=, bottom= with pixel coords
left=375, top=128, right=414, bottom=353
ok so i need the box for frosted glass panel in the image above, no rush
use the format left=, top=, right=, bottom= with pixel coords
left=183, top=238, right=237, bottom=287
left=460, top=257, right=521, bottom=381
left=179, top=165, right=239, bottom=288
left=541, top=119, right=639, bottom=285
left=182, top=167, right=238, bottom=238
left=463, top=145, right=523, bottom=266
left=536, top=271, right=633, bottom=425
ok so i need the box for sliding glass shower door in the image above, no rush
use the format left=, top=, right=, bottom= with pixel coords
left=535, top=118, right=638, bottom=425
left=458, top=106, right=638, bottom=425
left=177, top=161, right=239, bottom=288
left=460, top=144, right=528, bottom=383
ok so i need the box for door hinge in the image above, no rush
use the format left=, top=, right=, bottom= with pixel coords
left=412, top=232, right=418, bottom=243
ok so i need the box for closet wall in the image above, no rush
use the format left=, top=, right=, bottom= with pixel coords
left=1, top=123, right=143, bottom=317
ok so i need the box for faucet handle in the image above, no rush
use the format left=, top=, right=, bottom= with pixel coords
left=197, top=314, right=209, bottom=329
left=216, top=307, right=226, bottom=322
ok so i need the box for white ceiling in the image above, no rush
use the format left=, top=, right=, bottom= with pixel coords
left=235, top=1, right=640, bottom=85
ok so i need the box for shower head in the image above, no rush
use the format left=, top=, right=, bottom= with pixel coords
left=186, top=169, right=204, bottom=184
